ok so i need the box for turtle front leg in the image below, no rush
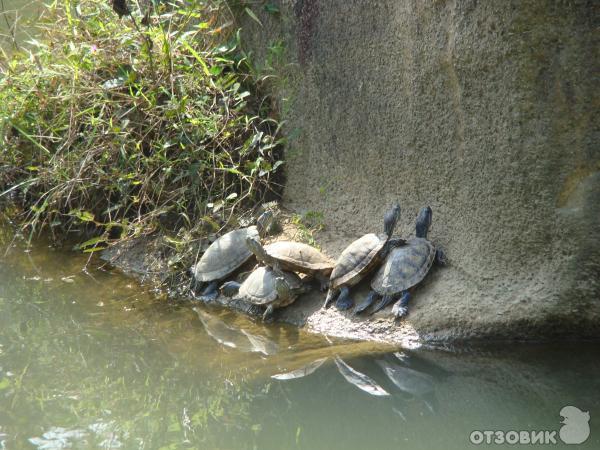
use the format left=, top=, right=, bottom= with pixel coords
left=335, top=286, right=353, bottom=311
left=198, top=280, right=219, bottom=302
left=190, top=277, right=203, bottom=294
left=391, top=291, right=411, bottom=319
left=323, top=288, right=339, bottom=308
left=298, top=272, right=327, bottom=292
left=370, top=293, right=399, bottom=314
left=262, top=304, right=275, bottom=321
left=316, top=273, right=330, bottom=292
left=354, top=290, right=380, bottom=315
left=220, top=281, right=241, bottom=297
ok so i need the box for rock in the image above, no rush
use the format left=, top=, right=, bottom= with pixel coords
left=237, top=0, right=600, bottom=341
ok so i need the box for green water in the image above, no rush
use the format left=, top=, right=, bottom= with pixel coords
left=1, top=222, right=599, bottom=449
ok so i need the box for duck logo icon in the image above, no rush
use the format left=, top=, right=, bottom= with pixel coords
left=559, top=406, right=590, bottom=444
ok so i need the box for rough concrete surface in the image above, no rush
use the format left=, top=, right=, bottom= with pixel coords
left=235, top=0, right=600, bottom=341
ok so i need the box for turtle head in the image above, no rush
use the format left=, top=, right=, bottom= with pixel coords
left=246, top=236, right=270, bottom=264
left=274, top=275, right=291, bottom=300
left=415, top=206, right=433, bottom=239
left=256, top=210, right=275, bottom=238
left=383, top=203, right=401, bottom=238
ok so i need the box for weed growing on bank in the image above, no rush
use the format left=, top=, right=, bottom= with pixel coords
left=0, top=0, right=283, bottom=250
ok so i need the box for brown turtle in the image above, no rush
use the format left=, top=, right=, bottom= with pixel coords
left=246, top=240, right=334, bottom=290
left=323, top=203, right=403, bottom=310
left=192, top=211, right=274, bottom=301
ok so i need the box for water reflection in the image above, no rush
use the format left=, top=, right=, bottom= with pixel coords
left=29, top=426, right=91, bottom=450
left=271, top=358, right=327, bottom=380
left=334, top=356, right=390, bottom=396
left=376, top=359, right=437, bottom=412
left=195, top=307, right=280, bottom=356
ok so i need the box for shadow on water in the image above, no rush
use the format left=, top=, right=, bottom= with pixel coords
left=0, top=223, right=599, bottom=449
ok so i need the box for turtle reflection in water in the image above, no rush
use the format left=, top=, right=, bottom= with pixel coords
left=193, top=307, right=278, bottom=355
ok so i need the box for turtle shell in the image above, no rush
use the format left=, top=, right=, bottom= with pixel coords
left=329, top=233, right=388, bottom=290
left=264, top=241, right=334, bottom=275
left=193, top=226, right=259, bottom=282
left=239, top=266, right=303, bottom=306
left=371, top=237, right=435, bottom=295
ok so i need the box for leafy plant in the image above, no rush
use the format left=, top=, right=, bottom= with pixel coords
left=0, top=0, right=284, bottom=246
left=290, top=210, right=324, bottom=247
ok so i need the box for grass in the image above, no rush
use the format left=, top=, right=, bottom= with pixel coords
left=290, top=210, right=324, bottom=248
left=0, top=0, right=284, bottom=250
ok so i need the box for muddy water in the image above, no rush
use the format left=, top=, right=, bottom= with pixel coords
left=0, top=222, right=599, bottom=450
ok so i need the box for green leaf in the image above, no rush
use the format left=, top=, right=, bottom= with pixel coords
left=264, top=3, right=280, bottom=14
left=69, top=209, right=95, bottom=222
left=222, top=167, right=243, bottom=176
left=201, top=215, right=220, bottom=231
left=0, top=378, right=11, bottom=390
left=244, top=7, right=263, bottom=27
left=76, top=236, right=107, bottom=250
left=181, top=40, right=210, bottom=76
left=209, top=65, right=223, bottom=76
left=164, top=236, right=184, bottom=245
left=9, top=122, right=50, bottom=154
left=31, top=201, right=48, bottom=214
left=82, top=246, right=108, bottom=253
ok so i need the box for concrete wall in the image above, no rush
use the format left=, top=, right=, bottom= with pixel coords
left=239, top=0, right=599, bottom=340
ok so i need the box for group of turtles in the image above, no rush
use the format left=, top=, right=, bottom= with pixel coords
left=191, top=204, right=446, bottom=321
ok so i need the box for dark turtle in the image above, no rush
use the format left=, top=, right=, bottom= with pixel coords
left=323, top=203, right=403, bottom=310
left=246, top=239, right=334, bottom=290
left=354, top=206, right=446, bottom=318
left=192, top=211, right=274, bottom=301
left=220, top=266, right=307, bottom=321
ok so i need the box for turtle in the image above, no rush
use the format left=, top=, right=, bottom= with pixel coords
left=220, top=265, right=307, bottom=321
left=246, top=239, right=334, bottom=290
left=353, top=206, right=446, bottom=318
left=191, top=210, right=274, bottom=301
left=323, top=203, right=404, bottom=310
